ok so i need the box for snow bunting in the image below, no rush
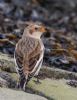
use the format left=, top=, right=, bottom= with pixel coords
left=14, top=22, right=46, bottom=90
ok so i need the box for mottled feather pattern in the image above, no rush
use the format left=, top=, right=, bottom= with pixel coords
left=16, top=37, right=40, bottom=56
left=15, top=36, right=41, bottom=75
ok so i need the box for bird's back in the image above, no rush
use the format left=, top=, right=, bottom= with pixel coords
left=15, top=36, right=41, bottom=58
left=15, top=36, right=42, bottom=74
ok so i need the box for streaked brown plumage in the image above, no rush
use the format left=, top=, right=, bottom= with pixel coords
left=14, top=22, right=46, bottom=90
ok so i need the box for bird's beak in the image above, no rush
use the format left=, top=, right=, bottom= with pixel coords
left=39, top=26, right=47, bottom=33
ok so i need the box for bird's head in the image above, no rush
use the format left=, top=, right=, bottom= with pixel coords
left=23, top=22, right=47, bottom=39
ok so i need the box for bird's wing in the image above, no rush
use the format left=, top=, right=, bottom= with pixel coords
left=14, top=50, right=26, bottom=79
left=30, top=49, right=44, bottom=76
left=28, top=42, right=44, bottom=77
left=14, top=51, right=29, bottom=90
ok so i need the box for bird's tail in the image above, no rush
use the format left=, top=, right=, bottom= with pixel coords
left=23, top=74, right=33, bottom=91
left=19, top=74, right=29, bottom=91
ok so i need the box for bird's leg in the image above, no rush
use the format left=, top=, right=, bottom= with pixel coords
left=19, top=76, right=26, bottom=90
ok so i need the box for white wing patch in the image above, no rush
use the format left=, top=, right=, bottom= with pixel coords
left=30, top=43, right=44, bottom=76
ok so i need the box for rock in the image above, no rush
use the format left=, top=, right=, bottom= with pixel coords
left=0, top=52, right=16, bottom=73
left=40, top=66, right=77, bottom=80
left=66, top=80, right=77, bottom=88
left=42, top=30, right=77, bottom=72
left=0, top=77, right=8, bottom=87
left=0, top=87, right=47, bottom=100
left=0, top=52, right=77, bottom=80
left=0, top=52, right=77, bottom=100
left=37, top=0, right=77, bottom=13
left=0, top=71, right=17, bottom=88
left=0, top=2, right=14, bottom=17
left=27, top=78, right=77, bottom=100
left=0, top=0, right=77, bottom=73
left=11, top=0, right=31, bottom=8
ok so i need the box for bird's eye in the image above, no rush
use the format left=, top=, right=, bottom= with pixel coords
left=35, top=27, right=38, bottom=30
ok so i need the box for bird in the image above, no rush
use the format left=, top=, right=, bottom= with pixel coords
left=14, top=21, right=46, bottom=90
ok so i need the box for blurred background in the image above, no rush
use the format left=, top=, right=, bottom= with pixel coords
left=0, top=1, right=77, bottom=100
left=0, top=0, right=77, bottom=72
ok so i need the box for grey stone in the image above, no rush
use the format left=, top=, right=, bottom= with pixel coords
left=0, top=52, right=16, bottom=73
left=0, top=87, right=47, bottom=100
